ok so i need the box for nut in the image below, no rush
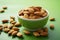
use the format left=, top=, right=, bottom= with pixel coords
left=3, top=28, right=10, bottom=33
left=11, top=21, right=16, bottom=24
left=33, top=32, right=40, bottom=36
left=15, top=22, right=21, bottom=27
left=12, top=27, right=19, bottom=31
left=42, top=13, right=47, bottom=17
left=3, top=24, right=8, bottom=28
left=34, top=11, right=41, bottom=15
left=8, top=30, right=15, bottom=35
left=23, top=11, right=29, bottom=14
left=37, top=29, right=44, bottom=33
left=18, top=10, right=24, bottom=16
left=0, top=10, right=5, bottom=13
left=27, top=8, right=34, bottom=13
left=50, top=24, right=54, bottom=29
left=23, top=14, right=29, bottom=18
left=2, top=20, right=9, bottom=23
left=10, top=19, right=14, bottom=23
left=12, top=31, right=18, bottom=36
left=50, top=18, right=55, bottom=21
left=40, top=32, right=48, bottom=36
left=23, top=30, right=30, bottom=34
left=10, top=16, right=15, bottom=20
left=2, top=6, right=7, bottom=9
left=33, top=6, right=42, bottom=11
left=17, top=32, right=22, bottom=37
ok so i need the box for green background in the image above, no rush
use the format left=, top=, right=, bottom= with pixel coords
left=0, top=0, right=60, bottom=40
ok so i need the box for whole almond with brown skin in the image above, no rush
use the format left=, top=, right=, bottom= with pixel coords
left=8, top=30, right=15, bottom=35
left=23, top=30, right=30, bottom=34
left=0, top=10, right=5, bottom=13
left=10, top=16, right=15, bottom=20
left=3, top=28, right=10, bottom=33
left=12, top=27, right=19, bottom=31
left=40, top=32, right=48, bottom=36
left=2, top=20, right=9, bottom=23
left=17, top=32, right=22, bottom=37
left=10, top=19, right=14, bottom=23
left=50, top=18, right=55, bottom=21
left=33, top=32, right=40, bottom=36
left=15, top=22, right=21, bottom=27
left=2, top=6, right=7, bottom=9
left=11, top=21, right=16, bottom=24
left=12, top=31, right=18, bottom=36
left=50, top=24, right=54, bottom=29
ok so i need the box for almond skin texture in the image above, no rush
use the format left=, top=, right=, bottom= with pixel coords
left=50, top=24, right=54, bottom=29
left=33, top=32, right=40, bottom=36
left=2, top=6, right=7, bottom=9
left=2, top=20, right=9, bottom=23
left=23, top=30, right=30, bottom=34
left=40, top=32, right=48, bottom=36
left=15, top=22, right=21, bottom=27
left=12, top=31, right=18, bottom=36
left=8, top=30, right=15, bottom=35
left=12, top=27, right=19, bottom=31
left=0, top=10, right=5, bottom=13
left=17, top=32, right=22, bottom=37
left=3, top=28, right=10, bottom=33
left=50, top=18, right=55, bottom=21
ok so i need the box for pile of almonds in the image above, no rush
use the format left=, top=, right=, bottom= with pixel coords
left=23, top=27, right=48, bottom=37
left=0, top=16, right=22, bottom=37
left=18, top=6, right=47, bottom=19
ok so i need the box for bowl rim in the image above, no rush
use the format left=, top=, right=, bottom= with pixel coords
left=18, top=10, right=49, bottom=21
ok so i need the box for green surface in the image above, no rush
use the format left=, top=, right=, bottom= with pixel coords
left=0, top=0, right=60, bottom=40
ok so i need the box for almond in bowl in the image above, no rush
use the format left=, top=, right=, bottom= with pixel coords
left=18, top=6, right=49, bottom=31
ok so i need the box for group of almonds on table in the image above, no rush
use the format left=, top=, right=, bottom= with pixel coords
left=0, top=6, right=7, bottom=13
left=0, top=6, right=55, bottom=37
left=0, top=16, right=22, bottom=37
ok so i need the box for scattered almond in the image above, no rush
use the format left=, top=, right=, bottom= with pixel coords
left=12, top=31, right=18, bottom=36
left=33, top=32, right=40, bottom=36
left=3, top=28, right=10, bottom=33
left=12, top=27, right=19, bottom=31
left=23, top=30, right=30, bottom=34
left=2, top=6, right=7, bottom=9
left=17, top=32, right=22, bottom=37
left=0, top=9, right=5, bottom=13
left=8, top=30, right=15, bottom=35
left=50, top=24, right=54, bottom=29
left=2, top=20, right=8, bottom=23
left=50, top=18, right=55, bottom=21
left=15, top=22, right=21, bottom=27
